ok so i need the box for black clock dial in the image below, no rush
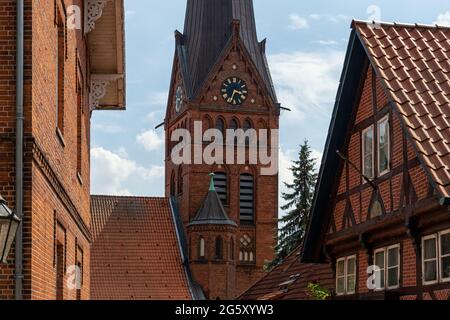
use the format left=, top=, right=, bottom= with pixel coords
left=221, top=77, right=248, bottom=105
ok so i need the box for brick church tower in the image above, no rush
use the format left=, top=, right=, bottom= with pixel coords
left=165, top=0, right=280, bottom=299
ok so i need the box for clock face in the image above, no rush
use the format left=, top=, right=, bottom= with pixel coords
left=175, top=86, right=183, bottom=113
left=221, top=77, right=248, bottom=105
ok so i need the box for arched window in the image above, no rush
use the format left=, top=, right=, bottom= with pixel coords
left=177, top=166, right=183, bottom=195
left=170, top=171, right=176, bottom=196
left=214, top=172, right=228, bottom=206
left=229, top=119, right=238, bottom=130
left=199, top=236, right=205, bottom=259
left=229, top=119, right=239, bottom=145
left=239, top=174, right=254, bottom=223
left=216, top=118, right=225, bottom=135
left=215, top=236, right=223, bottom=260
left=243, top=120, right=252, bottom=131
left=230, top=237, right=234, bottom=261
left=243, top=120, right=252, bottom=146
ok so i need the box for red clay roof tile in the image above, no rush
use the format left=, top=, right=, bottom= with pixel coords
left=90, top=196, right=193, bottom=300
left=239, top=247, right=333, bottom=300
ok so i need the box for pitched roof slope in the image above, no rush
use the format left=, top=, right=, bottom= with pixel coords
left=188, top=175, right=237, bottom=227
left=354, top=21, right=450, bottom=198
left=180, top=0, right=276, bottom=101
left=239, top=247, right=333, bottom=300
left=90, top=196, right=193, bottom=300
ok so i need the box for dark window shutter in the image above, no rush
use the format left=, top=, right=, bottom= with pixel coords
left=214, top=172, right=227, bottom=205
left=239, top=174, right=254, bottom=223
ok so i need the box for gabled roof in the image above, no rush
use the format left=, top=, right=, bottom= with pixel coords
left=188, top=175, right=237, bottom=227
left=177, top=0, right=276, bottom=102
left=90, top=196, right=202, bottom=300
left=239, top=247, right=333, bottom=300
left=302, top=21, right=450, bottom=263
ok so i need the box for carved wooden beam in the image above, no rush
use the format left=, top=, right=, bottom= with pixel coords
left=89, top=74, right=123, bottom=112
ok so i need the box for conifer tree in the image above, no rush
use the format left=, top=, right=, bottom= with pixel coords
left=266, top=140, right=318, bottom=269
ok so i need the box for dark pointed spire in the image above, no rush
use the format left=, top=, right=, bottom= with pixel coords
left=188, top=174, right=237, bottom=227
left=179, top=0, right=277, bottom=102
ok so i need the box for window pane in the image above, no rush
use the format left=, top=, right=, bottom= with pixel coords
left=375, top=251, right=385, bottom=269
left=378, top=120, right=389, bottom=173
left=347, top=275, right=356, bottom=293
left=379, top=145, right=389, bottom=172
left=347, top=257, right=356, bottom=275
left=441, top=233, right=450, bottom=256
left=424, top=238, right=437, bottom=260
left=337, top=277, right=345, bottom=294
left=424, top=261, right=437, bottom=282
left=337, top=260, right=345, bottom=277
left=363, top=128, right=373, bottom=177
left=375, top=251, right=385, bottom=288
left=388, top=247, right=399, bottom=267
left=387, top=267, right=399, bottom=287
left=441, top=256, right=450, bottom=279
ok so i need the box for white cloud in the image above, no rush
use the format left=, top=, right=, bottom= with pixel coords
left=309, top=13, right=349, bottom=23
left=268, top=50, right=345, bottom=121
left=315, top=40, right=339, bottom=46
left=149, top=91, right=168, bottom=106
left=91, top=147, right=164, bottom=196
left=92, top=123, right=123, bottom=134
left=136, top=129, right=164, bottom=152
left=289, top=14, right=309, bottom=30
left=434, top=11, right=450, bottom=26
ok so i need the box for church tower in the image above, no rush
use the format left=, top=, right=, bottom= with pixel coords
left=165, top=0, right=280, bottom=299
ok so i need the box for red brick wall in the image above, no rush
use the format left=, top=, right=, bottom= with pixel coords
left=0, top=0, right=91, bottom=300
left=166, top=43, right=278, bottom=299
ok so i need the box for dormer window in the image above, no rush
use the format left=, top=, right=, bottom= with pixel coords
left=377, top=116, right=390, bottom=175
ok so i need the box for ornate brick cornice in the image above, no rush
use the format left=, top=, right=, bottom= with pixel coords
left=84, top=0, right=108, bottom=33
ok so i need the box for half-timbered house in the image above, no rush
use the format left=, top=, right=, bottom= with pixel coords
left=302, top=21, right=450, bottom=300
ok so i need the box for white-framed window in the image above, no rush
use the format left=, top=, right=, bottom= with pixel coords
left=373, top=244, right=400, bottom=290
left=423, top=229, right=450, bottom=285
left=377, top=116, right=390, bottom=175
left=362, top=126, right=374, bottom=179
left=336, top=255, right=357, bottom=295
left=440, top=230, right=450, bottom=282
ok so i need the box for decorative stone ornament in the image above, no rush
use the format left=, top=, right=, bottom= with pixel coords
left=84, top=0, right=108, bottom=33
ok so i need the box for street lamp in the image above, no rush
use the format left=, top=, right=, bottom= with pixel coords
left=0, top=195, right=21, bottom=264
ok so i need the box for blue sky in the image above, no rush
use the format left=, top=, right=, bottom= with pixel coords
left=90, top=0, right=450, bottom=207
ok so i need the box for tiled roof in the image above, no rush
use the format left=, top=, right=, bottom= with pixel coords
left=239, top=247, right=333, bottom=300
left=354, top=21, right=450, bottom=197
left=90, top=196, right=193, bottom=300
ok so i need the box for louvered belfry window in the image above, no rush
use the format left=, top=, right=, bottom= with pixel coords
left=239, top=174, right=254, bottom=223
left=214, top=172, right=228, bottom=205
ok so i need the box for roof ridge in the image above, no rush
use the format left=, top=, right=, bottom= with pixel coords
left=352, top=19, right=450, bottom=30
